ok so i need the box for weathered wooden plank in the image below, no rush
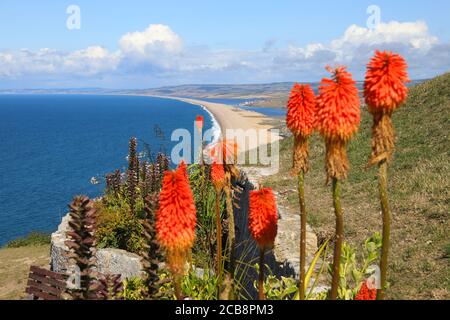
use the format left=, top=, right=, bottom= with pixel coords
left=25, top=266, right=68, bottom=300
left=30, top=266, right=65, bottom=281
left=26, top=286, right=59, bottom=300
left=27, top=279, right=61, bottom=296
left=28, top=273, right=66, bottom=290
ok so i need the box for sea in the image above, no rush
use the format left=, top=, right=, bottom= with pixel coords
left=0, top=94, right=219, bottom=246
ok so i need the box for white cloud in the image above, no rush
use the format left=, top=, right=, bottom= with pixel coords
left=0, top=21, right=449, bottom=87
left=331, top=21, right=438, bottom=51
left=269, top=21, right=447, bottom=80
left=117, top=24, right=184, bottom=70
left=0, top=46, right=120, bottom=78
left=63, top=46, right=121, bottom=75
left=119, top=24, right=183, bottom=56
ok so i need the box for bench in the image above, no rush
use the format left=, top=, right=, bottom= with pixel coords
left=25, top=266, right=67, bottom=300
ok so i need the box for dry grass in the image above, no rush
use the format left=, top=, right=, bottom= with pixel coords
left=0, top=245, right=50, bottom=300
left=263, top=73, right=450, bottom=300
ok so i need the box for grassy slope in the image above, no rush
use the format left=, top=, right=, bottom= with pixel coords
left=263, top=73, right=450, bottom=300
left=0, top=245, right=50, bottom=300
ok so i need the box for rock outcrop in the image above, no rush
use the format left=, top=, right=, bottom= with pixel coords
left=50, top=214, right=143, bottom=280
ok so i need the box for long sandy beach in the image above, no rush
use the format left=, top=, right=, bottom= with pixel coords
left=147, top=96, right=283, bottom=146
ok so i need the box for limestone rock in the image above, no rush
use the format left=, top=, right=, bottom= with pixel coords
left=96, top=248, right=144, bottom=279
left=50, top=213, right=143, bottom=280
left=50, top=214, right=71, bottom=273
left=273, top=204, right=318, bottom=277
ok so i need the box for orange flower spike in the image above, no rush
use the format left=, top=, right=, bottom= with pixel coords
left=209, top=139, right=239, bottom=164
left=249, top=188, right=278, bottom=250
left=364, top=51, right=410, bottom=300
left=156, top=161, right=197, bottom=274
left=211, top=162, right=225, bottom=192
left=355, top=282, right=377, bottom=301
left=177, top=160, right=189, bottom=180
left=286, top=83, right=316, bottom=137
left=316, top=66, right=361, bottom=142
left=364, top=50, right=410, bottom=114
left=222, top=139, right=238, bottom=163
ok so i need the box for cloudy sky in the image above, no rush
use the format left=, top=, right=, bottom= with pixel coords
left=0, top=0, right=449, bottom=89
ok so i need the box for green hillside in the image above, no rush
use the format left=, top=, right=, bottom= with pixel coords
left=264, top=73, right=450, bottom=299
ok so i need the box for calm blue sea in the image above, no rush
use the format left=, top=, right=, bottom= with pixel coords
left=0, top=94, right=216, bottom=246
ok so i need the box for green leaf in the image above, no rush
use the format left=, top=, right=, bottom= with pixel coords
left=295, top=239, right=330, bottom=300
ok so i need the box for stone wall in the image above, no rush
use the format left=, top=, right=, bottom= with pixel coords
left=50, top=213, right=144, bottom=280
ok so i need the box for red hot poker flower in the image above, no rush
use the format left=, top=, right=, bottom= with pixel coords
left=211, top=161, right=225, bottom=192
left=156, top=161, right=196, bottom=274
left=364, top=50, right=410, bottom=114
left=316, top=66, right=361, bottom=142
left=208, top=139, right=238, bottom=165
left=249, top=188, right=278, bottom=250
left=286, top=83, right=316, bottom=175
left=286, top=83, right=316, bottom=138
left=355, top=281, right=377, bottom=300
left=177, top=160, right=189, bottom=180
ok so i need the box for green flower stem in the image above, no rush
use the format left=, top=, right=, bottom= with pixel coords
left=199, top=136, right=204, bottom=166
left=377, top=160, right=391, bottom=300
left=199, top=138, right=205, bottom=212
left=224, top=178, right=236, bottom=299
left=258, top=248, right=266, bottom=300
left=330, top=178, right=343, bottom=300
left=174, top=274, right=183, bottom=300
left=215, top=190, right=223, bottom=289
left=298, top=170, right=307, bottom=300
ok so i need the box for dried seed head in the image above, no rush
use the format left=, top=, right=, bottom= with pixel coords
left=291, top=135, right=309, bottom=175
left=368, top=113, right=396, bottom=166
left=324, top=138, right=350, bottom=181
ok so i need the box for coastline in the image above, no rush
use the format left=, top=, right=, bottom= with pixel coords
left=144, top=95, right=283, bottom=147
left=0, top=91, right=284, bottom=147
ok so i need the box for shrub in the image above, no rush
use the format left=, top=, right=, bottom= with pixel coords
left=330, top=232, right=382, bottom=300
left=96, top=191, right=145, bottom=254
left=98, top=139, right=168, bottom=255
left=157, top=268, right=219, bottom=300
left=122, top=277, right=147, bottom=300
left=5, top=232, right=51, bottom=248
left=188, top=164, right=225, bottom=268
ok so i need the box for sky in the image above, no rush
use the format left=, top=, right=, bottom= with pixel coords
left=0, top=0, right=449, bottom=89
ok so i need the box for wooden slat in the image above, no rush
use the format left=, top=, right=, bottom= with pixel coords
left=27, top=279, right=61, bottom=296
left=28, top=273, right=66, bottom=290
left=30, top=266, right=65, bottom=281
left=26, top=286, right=59, bottom=301
left=26, top=265, right=68, bottom=300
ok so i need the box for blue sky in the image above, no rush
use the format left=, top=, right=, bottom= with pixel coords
left=0, top=0, right=449, bottom=88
